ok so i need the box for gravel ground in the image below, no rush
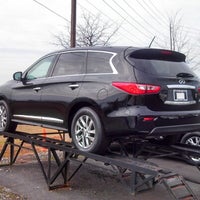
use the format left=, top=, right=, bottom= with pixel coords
left=0, top=185, right=27, bottom=200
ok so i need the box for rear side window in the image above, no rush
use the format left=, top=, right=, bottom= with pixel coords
left=87, top=52, right=113, bottom=74
left=127, top=49, right=195, bottom=77
left=53, top=52, right=85, bottom=76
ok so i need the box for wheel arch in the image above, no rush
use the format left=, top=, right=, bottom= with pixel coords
left=67, top=98, right=104, bottom=136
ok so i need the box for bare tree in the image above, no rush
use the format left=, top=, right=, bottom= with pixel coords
left=162, top=12, right=197, bottom=64
left=53, top=12, right=120, bottom=48
left=168, top=13, right=190, bottom=54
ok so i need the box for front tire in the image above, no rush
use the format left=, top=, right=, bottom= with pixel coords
left=0, top=100, right=17, bottom=132
left=71, top=107, right=108, bottom=154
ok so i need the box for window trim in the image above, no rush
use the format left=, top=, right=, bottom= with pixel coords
left=50, top=50, right=118, bottom=78
left=87, top=50, right=118, bottom=75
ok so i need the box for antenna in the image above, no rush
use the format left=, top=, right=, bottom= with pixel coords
left=149, top=36, right=156, bottom=48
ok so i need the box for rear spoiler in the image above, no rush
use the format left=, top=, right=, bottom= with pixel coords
left=127, top=48, right=186, bottom=62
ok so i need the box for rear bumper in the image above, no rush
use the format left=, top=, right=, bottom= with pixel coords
left=107, top=106, right=200, bottom=136
left=108, top=106, right=200, bottom=118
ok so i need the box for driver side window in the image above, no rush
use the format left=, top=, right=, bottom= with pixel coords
left=26, top=55, right=55, bottom=80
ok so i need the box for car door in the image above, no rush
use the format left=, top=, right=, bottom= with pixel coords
left=11, top=55, right=56, bottom=125
left=39, top=51, right=86, bottom=130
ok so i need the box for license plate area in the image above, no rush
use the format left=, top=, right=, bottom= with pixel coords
left=173, top=89, right=188, bottom=101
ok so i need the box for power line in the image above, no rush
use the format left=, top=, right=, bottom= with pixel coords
left=112, top=0, right=156, bottom=38
left=79, top=1, right=140, bottom=45
left=123, top=0, right=168, bottom=40
left=110, top=0, right=165, bottom=47
left=136, top=0, right=168, bottom=27
left=148, top=0, right=169, bottom=23
left=102, top=0, right=154, bottom=43
left=32, top=0, right=70, bottom=23
left=183, top=26, right=200, bottom=33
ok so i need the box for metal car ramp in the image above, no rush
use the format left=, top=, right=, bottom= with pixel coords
left=0, top=131, right=199, bottom=199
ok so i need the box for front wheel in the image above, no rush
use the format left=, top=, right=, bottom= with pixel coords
left=0, top=100, right=17, bottom=132
left=71, top=107, right=108, bottom=154
left=180, top=132, right=200, bottom=165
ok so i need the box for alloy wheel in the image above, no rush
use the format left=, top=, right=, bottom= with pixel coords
left=74, top=115, right=96, bottom=149
left=0, top=104, right=7, bottom=130
left=185, top=136, right=200, bottom=162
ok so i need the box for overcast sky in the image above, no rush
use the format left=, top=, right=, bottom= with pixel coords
left=0, top=0, right=200, bottom=84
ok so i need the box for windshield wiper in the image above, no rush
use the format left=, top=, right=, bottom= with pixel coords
left=176, top=72, right=194, bottom=78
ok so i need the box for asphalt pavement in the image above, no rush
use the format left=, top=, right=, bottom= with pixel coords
left=0, top=154, right=199, bottom=200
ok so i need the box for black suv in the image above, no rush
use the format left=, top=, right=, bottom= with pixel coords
left=0, top=46, right=200, bottom=153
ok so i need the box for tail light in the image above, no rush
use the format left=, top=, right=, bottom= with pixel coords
left=112, top=82, right=161, bottom=95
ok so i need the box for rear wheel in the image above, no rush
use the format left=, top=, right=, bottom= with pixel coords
left=180, top=132, right=200, bottom=165
left=71, top=107, right=108, bottom=154
left=0, top=100, right=17, bottom=132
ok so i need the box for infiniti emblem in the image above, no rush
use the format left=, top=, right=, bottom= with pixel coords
left=179, top=79, right=185, bottom=84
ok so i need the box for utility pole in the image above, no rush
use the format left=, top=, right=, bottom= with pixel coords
left=70, top=0, right=76, bottom=47
left=169, top=22, right=172, bottom=50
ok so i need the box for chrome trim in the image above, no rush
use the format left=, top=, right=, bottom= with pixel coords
left=164, top=100, right=196, bottom=105
left=69, top=84, right=79, bottom=88
left=167, top=85, right=195, bottom=89
left=13, top=115, right=63, bottom=124
left=42, top=117, right=63, bottom=123
left=49, top=50, right=118, bottom=78
left=110, top=53, right=118, bottom=74
left=87, top=50, right=118, bottom=74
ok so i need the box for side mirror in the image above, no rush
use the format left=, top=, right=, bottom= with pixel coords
left=13, top=72, right=23, bottom=81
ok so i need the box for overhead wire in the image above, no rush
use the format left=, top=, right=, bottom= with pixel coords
left=102, top=0, right=155, bottom=44
left=32, top=0, right=70, bottom=23
left=110, top=0, right=165, bottom=47
left=136, top=0, right=168, bottom=27
left=123, top=0, right=169, bottom=41
left=148, top=1, right=200, bottom=38
left=79, top=0, right=140, bottom=45
left=147, top=0, right=169, bottom=24
left=112, top=0, right=156, bottom=38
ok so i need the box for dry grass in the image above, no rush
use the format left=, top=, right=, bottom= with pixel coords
left=0, top=125, right=71, bottom=159
left=0, top=186, right=27, bottom=200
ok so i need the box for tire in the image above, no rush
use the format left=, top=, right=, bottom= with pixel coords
left=0, top=100, right=17, bottom=132
left=71, top=107, right=108, bottom=154
left=180, top=132, right=200, bottom=165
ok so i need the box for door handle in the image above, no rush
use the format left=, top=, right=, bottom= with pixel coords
left=69, top=84, right=79, bottom=89
left=33, top=87, right=41, bottom=92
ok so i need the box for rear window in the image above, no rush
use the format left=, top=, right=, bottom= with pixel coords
left=127, top=49, right=195, bottom=77
left=130, top=59, right=195, bottom=77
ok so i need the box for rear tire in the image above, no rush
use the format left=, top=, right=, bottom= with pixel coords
left=71, top=107, right=108, bottom=154
left=180, top=132, right=200, bottom=165
left=0, top=100, right=17, bottom=132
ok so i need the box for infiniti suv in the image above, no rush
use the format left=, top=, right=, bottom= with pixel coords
left=0, top=46, right=200, bottom=153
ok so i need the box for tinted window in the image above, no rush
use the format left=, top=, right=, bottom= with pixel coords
left=53, top=52, right=85, bottom=76
left=129, top=58, right=196, bottom=77
left=26, top=55, right=55, bottom=80
left=87, top=52, right=113, bottom=73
